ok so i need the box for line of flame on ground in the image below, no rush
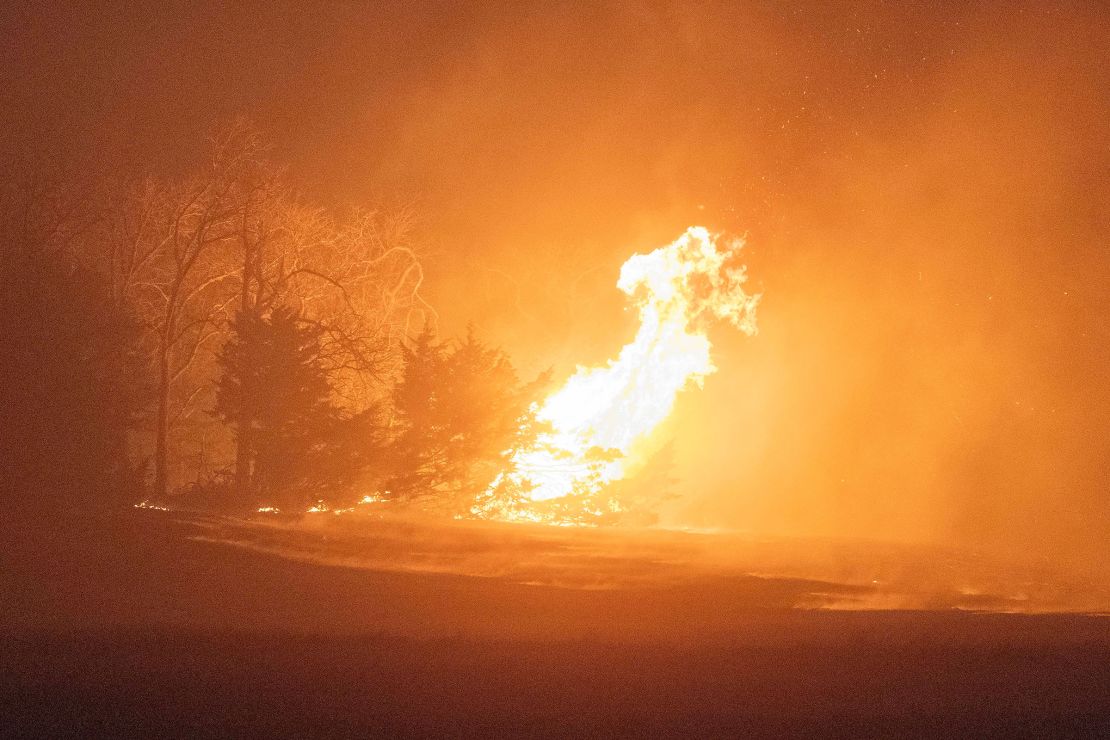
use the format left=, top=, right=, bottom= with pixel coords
left=472, top=226, right=760, bottom=525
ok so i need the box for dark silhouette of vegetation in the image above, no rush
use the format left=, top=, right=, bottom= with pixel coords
left=214, top=305, right=393, bottom=511
left=96, top=119, right=427, bottom=504
left=215, top=307, right=333, bottom=508
left=387, top=327, right=548, bottom=512
left=0, top=123, right=661, bottom=523
left=0, top=237, right=148, bottom=515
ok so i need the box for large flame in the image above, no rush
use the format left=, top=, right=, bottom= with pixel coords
left=476, top=226, right=759, bottom=524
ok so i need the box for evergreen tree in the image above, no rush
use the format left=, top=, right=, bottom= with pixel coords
left=440, top=328, right=546, bottom=494
left=386, top=327, right=449, bottom=499
left=215, top=306, right=340, bottom=509
left=320, top=404, right=391, bottom=504
left=387, top=326, right=546, bottom=510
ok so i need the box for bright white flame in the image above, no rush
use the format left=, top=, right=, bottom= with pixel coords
left=483, top=226, right=759, bottom=518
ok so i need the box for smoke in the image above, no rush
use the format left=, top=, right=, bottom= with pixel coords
left=3, top=1, right=1107, bottom=564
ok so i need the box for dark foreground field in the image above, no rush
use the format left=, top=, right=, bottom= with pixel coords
left=2, top=511, right=1108, bottom=737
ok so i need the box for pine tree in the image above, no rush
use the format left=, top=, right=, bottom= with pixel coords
left=215, top=306, right=339, bottom=509
left=386, top=327, right=448, bottom=499
left=440, top=327, right=545, bottom=495
left=386, top=326, right=546, bottom=510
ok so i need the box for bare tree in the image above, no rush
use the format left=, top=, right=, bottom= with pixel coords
left=96, top=124, right=263, bottom=496
left=224, top=187, right=432, bottom=497
left=90, top=120, right=432, bottom=501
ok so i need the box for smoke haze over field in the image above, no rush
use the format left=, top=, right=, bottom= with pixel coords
left=3, top=1, right=1107, bottom=560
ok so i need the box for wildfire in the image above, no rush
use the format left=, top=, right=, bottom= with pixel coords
left=306, top=494, right=386, bottom=515
left=474, top=226, right=759, bottom=524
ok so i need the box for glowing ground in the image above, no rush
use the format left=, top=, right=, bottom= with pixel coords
left=2, top=510, right=1109, bottom=736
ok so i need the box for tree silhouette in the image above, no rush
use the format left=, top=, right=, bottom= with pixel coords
left=215, top=306, right=342, bottom=509
left=0, top=241, right=148, bottom=514
left=386, top=328, right=447, bottom=500
left=387, top=327, right=547, bottom=510
left=95, top=120, right=429, bottom=498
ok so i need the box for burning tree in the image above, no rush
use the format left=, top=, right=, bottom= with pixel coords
left=385, top=327, right=548, bottom=513
left=473, top=227, right=760, bottom=525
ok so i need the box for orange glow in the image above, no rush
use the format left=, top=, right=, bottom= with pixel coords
left=305, top=494, right=386, bottom=516
left=474, top=227, right=759, bottom=524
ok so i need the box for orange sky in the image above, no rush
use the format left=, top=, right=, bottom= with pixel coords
left=3, top=1, right=1107, bottom=561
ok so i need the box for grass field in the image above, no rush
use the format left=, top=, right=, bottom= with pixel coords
left=2, top=510, right=1107, bottom=736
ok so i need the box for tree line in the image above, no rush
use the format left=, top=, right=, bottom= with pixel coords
left=0, top=120, right=547, bottom=518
